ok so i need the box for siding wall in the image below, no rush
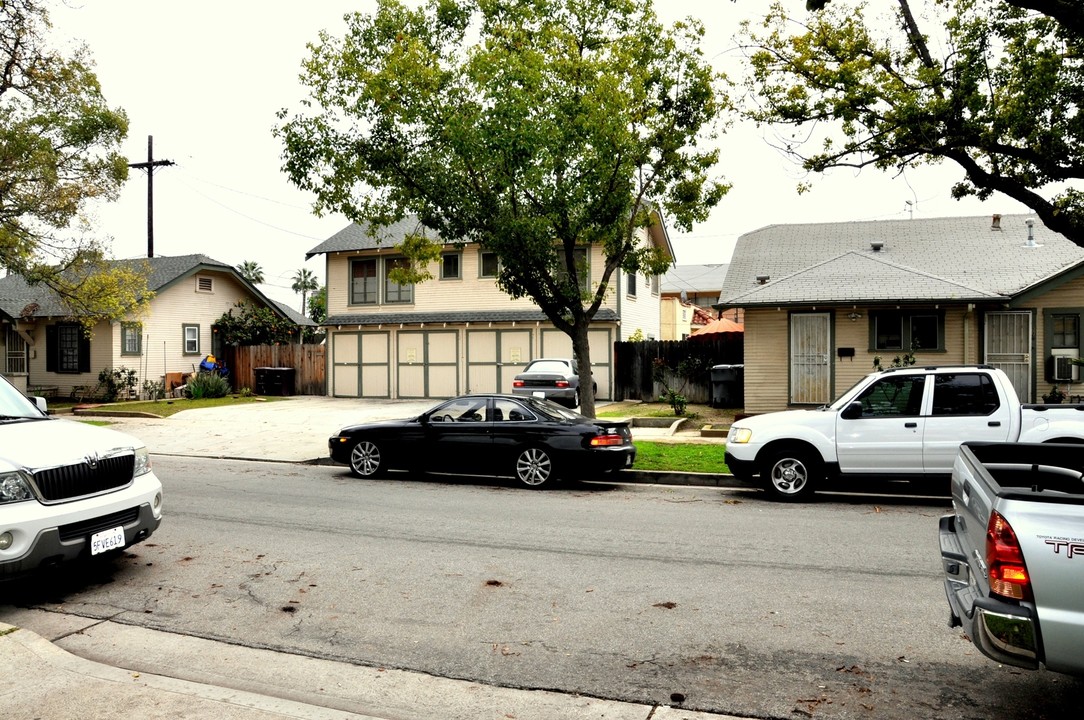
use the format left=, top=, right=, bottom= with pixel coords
left=744, top=305, right=975, bottom=414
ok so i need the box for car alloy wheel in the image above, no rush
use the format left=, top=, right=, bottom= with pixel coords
left=515, top=447, right=553, bottom=488
left=349, top=440, right=383, bottom=478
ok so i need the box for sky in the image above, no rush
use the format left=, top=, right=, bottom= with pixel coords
left=46, top=1, right=1032, bottom=309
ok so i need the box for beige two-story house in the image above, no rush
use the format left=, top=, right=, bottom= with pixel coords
left=306, top=216, right=672, bottom=400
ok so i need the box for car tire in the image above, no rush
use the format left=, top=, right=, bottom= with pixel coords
left=349, top=440, right=385, bottom=478
left=760, top=447, right=820, bottom=502
left=515, top=447, right=555, bottom=488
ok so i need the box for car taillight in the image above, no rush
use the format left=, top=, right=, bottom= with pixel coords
left=986, top=510, right=1033, bottom=602
left=555, top=381, right=570, bottom=388
left=590, top=434, right=626, bottom=447
left=512, top=380, right=524, bottom=388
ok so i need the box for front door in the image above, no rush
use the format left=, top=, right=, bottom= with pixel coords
left=985, top=311, right=1033, bottom=403
left=790, top=313, right=831, bottom=405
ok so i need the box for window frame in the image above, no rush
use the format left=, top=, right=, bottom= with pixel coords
left=121, top=322, right=142, bottom=356
left=626, top=270, right=637, bottom=298
left=440, top=252, right=462, bottom=280
left=479, top=250, right=500, bottom=278
left=182, top=324, right=201, bottom=355
left=350, top=257, right=378, bottom=305
left=869, top=310, right=945, bottom=352
left=383, top=256, right=413, bottom=304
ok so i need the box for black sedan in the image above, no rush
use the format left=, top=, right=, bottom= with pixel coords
left=329, top=394, right=635, bottom=488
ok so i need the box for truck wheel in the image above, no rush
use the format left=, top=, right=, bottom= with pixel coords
left=760, top=448, right=820, bottom=502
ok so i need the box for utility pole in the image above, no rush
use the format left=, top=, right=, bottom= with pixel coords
left=128, top=136, right=175, bottom=258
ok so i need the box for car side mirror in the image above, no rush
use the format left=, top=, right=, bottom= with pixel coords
left=840, top=401, right=863, bottom=420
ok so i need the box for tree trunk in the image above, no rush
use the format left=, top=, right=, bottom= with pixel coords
left=571, top=322, right=595, bottom=418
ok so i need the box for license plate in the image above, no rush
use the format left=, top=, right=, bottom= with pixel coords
left=90, top=526, right=125, bottom=555
left=625, top=455, right=633, bottom=467
left=532, top=391, right=546, bottom=398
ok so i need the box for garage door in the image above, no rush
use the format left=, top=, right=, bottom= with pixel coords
left=465, top=329, right=532, bottom=394
left=331, top=331, right=390, bottom=398
left=397, top=330, right=459, bottom=398
left=540, top=328, right=613, bottom=400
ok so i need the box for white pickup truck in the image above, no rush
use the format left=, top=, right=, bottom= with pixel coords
left=940, top=441, right=1084, bottom=676
left=0, top=373, right=163, bottom=577
left=725, top=365, right=1084, bottom=501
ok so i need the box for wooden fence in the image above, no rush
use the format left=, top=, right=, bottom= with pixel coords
left=613, top=337, right=744, bottom=404
left=221, top=344, right=326, bottom=396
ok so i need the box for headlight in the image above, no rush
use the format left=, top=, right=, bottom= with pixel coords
left=0, top=471, right=34, bottom=504
left=133, top=447, right=152, bottom=477
left=728, top=427, right=753, bottom=444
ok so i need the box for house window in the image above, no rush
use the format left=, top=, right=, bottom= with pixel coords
left=555, top=248, right=589, bottom=293
left=480, top=251, right=500, bottom=278
left=1052, top=314, right=1079, bottom=348
left=441, top=253, right=461, bottom=280
left=183, top=324, right=200, bottom=355
left=196, top=276, right=213, bottom=293
left=45, top=323, right=89, bottom=373
left=121, top=323, right=142, bottom=356
left=384, top=257, right=413, bottom=303
left=350, top=258, right=378, bottom=305
left=651, top=273, right=659, bottom=295
left=627, top=271, right=637, bottom=297
left=871, top=311, right=943, bottom=351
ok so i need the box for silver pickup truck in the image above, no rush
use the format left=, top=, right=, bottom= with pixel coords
left=939, top=441, right=1084, bottom=676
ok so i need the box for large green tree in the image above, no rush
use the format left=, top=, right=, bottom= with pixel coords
left=276, top=0, right=728, bottom=416
left=741, top=0, right=1084, bottom=243
left=0, top=0, right=148, bottom=324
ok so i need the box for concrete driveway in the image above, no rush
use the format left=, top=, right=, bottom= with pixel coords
left=85, top=396, right=438, bottom=464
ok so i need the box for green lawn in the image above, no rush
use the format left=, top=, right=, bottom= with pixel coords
left=633, top=441, right=730, bottom=474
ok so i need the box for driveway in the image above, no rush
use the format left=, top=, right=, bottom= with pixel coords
left=88, top=396, right=437, bottom=464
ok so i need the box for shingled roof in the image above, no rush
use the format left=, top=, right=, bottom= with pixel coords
left=0, top=254, right=293, bottom=321
left=718, top=214, right=1084, bottom=308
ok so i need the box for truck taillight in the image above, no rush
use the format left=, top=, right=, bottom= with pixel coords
left=986, top=510, right=1033, bottom=602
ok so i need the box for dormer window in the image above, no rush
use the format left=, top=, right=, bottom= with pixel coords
left=196, top=276, right=214, bottom=293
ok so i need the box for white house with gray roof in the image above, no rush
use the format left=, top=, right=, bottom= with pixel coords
left=306, top=215, right=670, bottom=400
left=716, top=213, right=1084, bottom=413
left=0, top=254, right=303, bottom=399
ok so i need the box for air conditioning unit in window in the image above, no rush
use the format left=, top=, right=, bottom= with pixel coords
left=1052, top=348, right=1080, bottom=381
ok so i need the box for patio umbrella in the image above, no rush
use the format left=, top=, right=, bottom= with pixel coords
left=689, top=317, right=744, bottom=338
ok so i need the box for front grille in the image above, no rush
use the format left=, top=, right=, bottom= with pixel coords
left=58, top=507, right=140, bottom=542
left=32, top=453, right=135, bottom=502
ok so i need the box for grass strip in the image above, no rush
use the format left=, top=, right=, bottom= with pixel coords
left=633, top=441, right=729, bottom=475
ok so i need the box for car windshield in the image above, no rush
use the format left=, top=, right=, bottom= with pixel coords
left=522, top=396, right=584, bottom=421
left=829, top=371, right=886, bottom=410
left=524, top=360, right=572, bottom=374
left=0, top=376, right=47, bottom=421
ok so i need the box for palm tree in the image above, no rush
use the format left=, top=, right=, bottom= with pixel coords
left=291, top=267, right=319, bottom=316
left=236, top=260, right=265, bottom=284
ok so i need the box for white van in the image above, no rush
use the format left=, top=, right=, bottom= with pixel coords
left=0, top=374, right=163, bottom=577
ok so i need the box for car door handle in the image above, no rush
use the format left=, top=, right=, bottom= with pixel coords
left=905, top=422, right=917, bottom=428
left=988, top=421, right=1001, bottom=426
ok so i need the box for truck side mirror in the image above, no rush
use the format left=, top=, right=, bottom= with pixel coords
left=840, top=401, right=863, bottom=420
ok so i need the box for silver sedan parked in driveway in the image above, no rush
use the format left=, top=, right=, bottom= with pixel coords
left=512, top=358, right=595, bottom=408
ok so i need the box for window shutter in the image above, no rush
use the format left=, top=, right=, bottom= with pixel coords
left=45, top=325, right=57, bottom=372
left=78, top=334, right=91, bottom=373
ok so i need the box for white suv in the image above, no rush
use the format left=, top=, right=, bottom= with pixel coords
left=0, top=374, right=163, bottom=577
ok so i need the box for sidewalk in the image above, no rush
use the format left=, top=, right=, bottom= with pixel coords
left=2, top=396, right=748, bottom=720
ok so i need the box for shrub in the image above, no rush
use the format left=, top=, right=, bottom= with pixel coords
left=186, top=372, right=230, bottom=399
left=98, top=367, right=138, bottom=402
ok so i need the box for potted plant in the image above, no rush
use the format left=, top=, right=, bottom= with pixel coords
left=1043, top=384, right=1067, bottom=404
